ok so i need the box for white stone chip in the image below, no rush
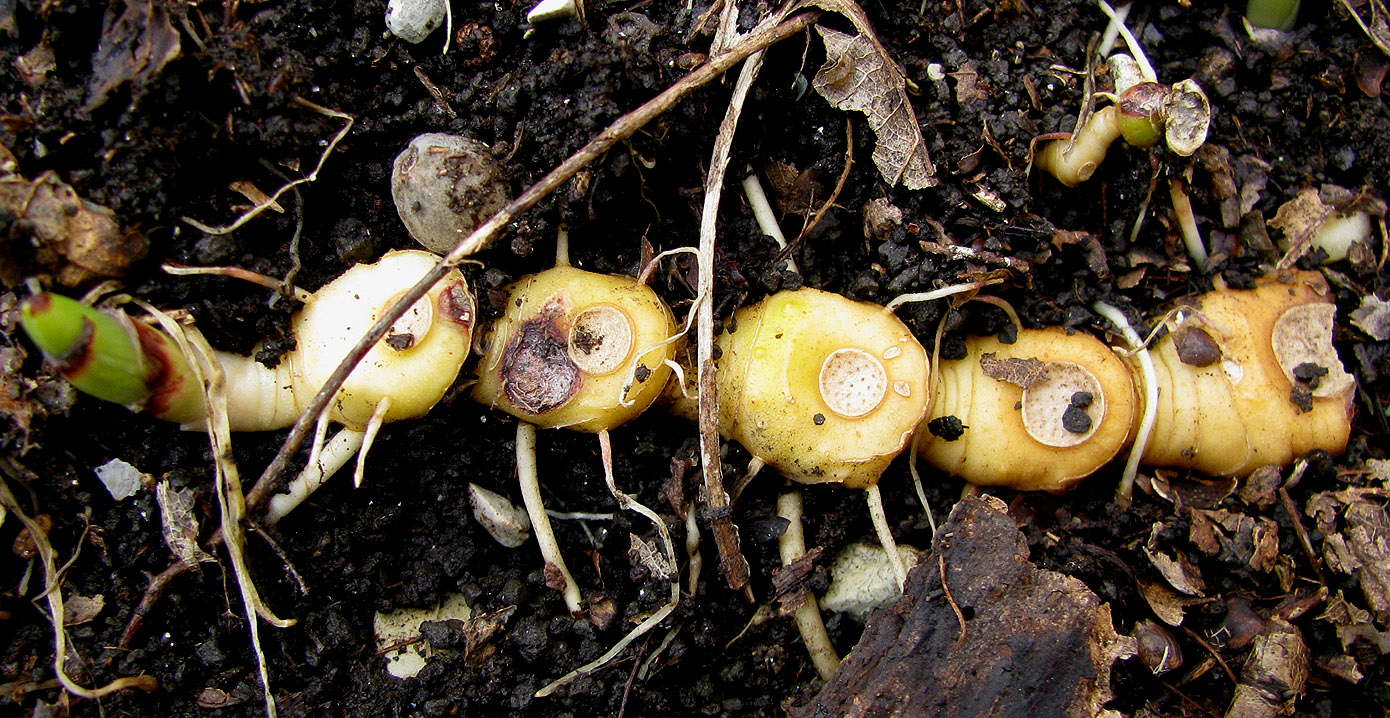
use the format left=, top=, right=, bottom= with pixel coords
left=95, top=458, right=144, bottom=501
left=469, top=483, right=531, bottom=548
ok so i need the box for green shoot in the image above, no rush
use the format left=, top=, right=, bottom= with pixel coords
left=1245, top=0, right=1301, bottom=31
left=20, top=292, right=203, bottom=420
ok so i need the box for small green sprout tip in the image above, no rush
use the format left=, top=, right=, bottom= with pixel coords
left=20, top=293, right=152, bottom=406
left=1245, top=0, right=1300, bottom=31
left=19, top=292, right=201, bottom=418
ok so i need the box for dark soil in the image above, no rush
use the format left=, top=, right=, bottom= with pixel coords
left=2, top=0, right=1388, bottom=716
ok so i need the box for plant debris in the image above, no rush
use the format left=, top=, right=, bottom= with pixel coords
left=793, top=496, right=1135, bottom=717
left=809, top=23, right=936, bottom=189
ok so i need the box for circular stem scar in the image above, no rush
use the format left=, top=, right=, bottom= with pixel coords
left=820, top=348, right=888, bottom=418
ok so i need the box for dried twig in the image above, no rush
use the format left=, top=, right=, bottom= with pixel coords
left=695, top=17, right=776, bottom=599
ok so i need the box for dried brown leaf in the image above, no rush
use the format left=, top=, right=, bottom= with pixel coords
left=1137, top=577, right=1204, bottom=627
left=63, top=593, right=105, bottom=626
left=1239, top=465, right=1282, bottom=509
left=628, top=532, right=675, bottom=580
left=156, top=480, right=212, bottom=568
left=1351, top=294, right=1390, bottom=341
left=979, top=352, right=1046, bottom=388
left=86, top=0, right=182, bottom=112
left=1269, top=187, right=1338, bottom=265
left=16, top=32, right=56, bottom=89
left=1188, top=508, right=1223, bottom=555
left=228, top=181, right=285, bottom=214
left=808, top=22, right=935, bottom=189
left=861, top=197, right=903, bottom=240
left=1344, top=500, right=1390, bottom=623
left=1144, top=545, right=1207, bottom=597
left=0, top=172, right=149, bottom=287
left=1226, top=619, right=1309, bottom=718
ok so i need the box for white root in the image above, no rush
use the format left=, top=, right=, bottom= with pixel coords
left=138, top=302, right=291, bottom=718
left=354, top=396, right=393, bottom=488
left=265, top=428, right=367, bottom=526
left=882, top=277, right=1005, bottom=314
left=515, top=421, right=584, bottom=615
left=1093, top=301, right=1158, bottom=507
left=865, top=484, right=908, bottom=588
left=742, top=173, right=799, bottom=273
left=1169, top=178, right=1209, bottom=272
left=0, top=471, right=159, bottom=699
left=776, top=489, right=841, bottom=680
left=685, top=507, right=702, bottom=595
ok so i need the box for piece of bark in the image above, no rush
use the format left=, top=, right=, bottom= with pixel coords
left=793, top=495, right=1135, bottom=718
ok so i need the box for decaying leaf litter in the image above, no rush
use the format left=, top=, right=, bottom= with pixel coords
left=2, top=0, right=1389, bottom=716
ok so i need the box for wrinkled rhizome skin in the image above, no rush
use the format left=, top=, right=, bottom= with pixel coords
left=671, top=288, right=931, bottom=489
left=919, top=270, right=1354, bottom=490
left=921, top=327, right=1139, bottom=492
left=1136, top=270, right=1354, bottom=477
left=471, top=265, right=677, bottom=432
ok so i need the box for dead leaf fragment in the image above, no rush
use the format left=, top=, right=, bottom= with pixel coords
left=63, top=594, right=105, bottom=626
left=1051, top=230, right=1110, bottom=277
left=979, top=352, right=1046, bottom=388
left=629, top=532, right=676, bottom=581
left=810, top=25, right=935, bottom=189
left=1350, top=294, right=1390, bottom=340
left=228, top=181, right=285, bottom=214
left=156, top=480, right=213, bottom=568
left=1355, top=48, right=1390, bottom=96
left=196, top=687, right=244, bottom=708
left=86, top=0, right=182, bottom=112
left=15, top=32, right=56, bottom=89
left=1226, top=619, right=1309, bottom=718
left=1137, top=577, right=1204, bottom=627
left=1145, top=545, right=1207, bottom=596
left=0, top=172, right=149, bottom=287
left=862, top=197, right=903, bottom=240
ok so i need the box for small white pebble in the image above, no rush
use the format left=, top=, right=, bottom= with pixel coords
left=386, top=0, right=445, bottom=44
left=95, top=458, right=145, bottom=501
left=469, top=483, right=531, bottom=548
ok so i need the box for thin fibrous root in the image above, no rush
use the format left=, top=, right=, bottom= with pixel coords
left=776, top=489, right=841, bottom=681
left=162, top=263, right=313, bottom=302
left=881, top=277, right=1006, bottom=314
left=1093, top=301, right=1158, bottom=508
left=536, top=429, right=680, bottom=697
left=354, top=395, right=392, bottom=488
left=1169, top=177, right=1209, bottom=272
left=136, top=301, right=289, bottom=718
left=0, top=461, right=160, bottom=699
left=742, top=172, right=799, bottom=273
left=516, top=421, right=584, bottom=616
left=182, top=99, right=353, bottom=236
